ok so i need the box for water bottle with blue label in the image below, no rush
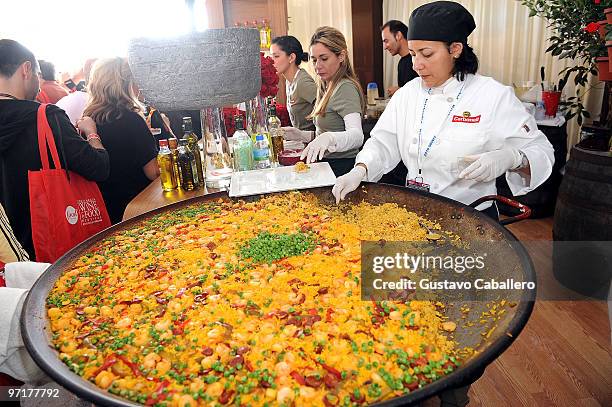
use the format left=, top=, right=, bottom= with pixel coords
left=253, top=134, right=271, bottom=169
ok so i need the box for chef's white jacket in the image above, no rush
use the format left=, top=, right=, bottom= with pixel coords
left=356, top=74, right=555, bottom=207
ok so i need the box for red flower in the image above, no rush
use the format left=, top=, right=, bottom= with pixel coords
left=260, top=53, right=279, bottom=98
left=585, top=22, right=600, bottom=33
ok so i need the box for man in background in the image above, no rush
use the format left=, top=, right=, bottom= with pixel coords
left=35, top=60, right=68, bottom=104
left=381, top=20, right=418, bottom=97
left=0, top=39, right=109, bottom=258
left=56, top=58, right=96, bottom=125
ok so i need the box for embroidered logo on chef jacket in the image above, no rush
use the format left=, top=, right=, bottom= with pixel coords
left=452, top=111, right=481, bottom=123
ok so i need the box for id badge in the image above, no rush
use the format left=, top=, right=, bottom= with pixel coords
left=405, top=171, right=430, bottom=192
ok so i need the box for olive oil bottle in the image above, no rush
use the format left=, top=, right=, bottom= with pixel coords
left=157, top=139, right=177, bottom=191
left=167, top=137, right=181, bottom=188
left=182, top=117, right=204, bottom=187
left=177, top=139, right=199, bottom=191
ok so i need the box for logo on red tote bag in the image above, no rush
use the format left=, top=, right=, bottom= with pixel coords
left=77, top=198, right=104, bottom=226
left=65, top=206, right=78, bottom=225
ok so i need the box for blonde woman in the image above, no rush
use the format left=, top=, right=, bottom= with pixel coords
left=282, top=26, right=366, bottom=176
left=83, top=58, right=159, bottom=223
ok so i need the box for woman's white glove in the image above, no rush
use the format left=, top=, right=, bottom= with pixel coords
left=300, top=133, right=336, bottom=163
left=459, top=148, right=522, bottom=182
left=332, top=166, right=366, bottom=204
left=281, top=127, right=313, bottom=142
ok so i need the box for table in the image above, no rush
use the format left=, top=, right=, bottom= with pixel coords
left=122, top=180, right=222, bottom=221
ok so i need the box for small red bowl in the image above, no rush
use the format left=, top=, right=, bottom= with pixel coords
left=278, top=149, right=304, bottom=166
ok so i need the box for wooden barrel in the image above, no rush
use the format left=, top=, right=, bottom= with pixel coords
left=553, top=147, right=612, bottom=298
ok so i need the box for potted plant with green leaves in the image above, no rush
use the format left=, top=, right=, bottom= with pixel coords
left=522, top=0, right=609, bottom=125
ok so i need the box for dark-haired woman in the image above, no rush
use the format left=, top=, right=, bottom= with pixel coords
left=270, top=36, right=316, bottom=131
left=333, top=1, right=554, bottom=222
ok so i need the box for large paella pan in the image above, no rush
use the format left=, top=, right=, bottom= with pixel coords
left=21, top=183, right=535, bottom=406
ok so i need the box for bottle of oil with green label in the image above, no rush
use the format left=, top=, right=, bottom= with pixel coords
left=182, top=117, right=204, bottom=187
left=177, top=139, right=199, bottom=191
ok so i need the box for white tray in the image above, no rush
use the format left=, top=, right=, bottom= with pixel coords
left=229, top=162, right=336, bottom=197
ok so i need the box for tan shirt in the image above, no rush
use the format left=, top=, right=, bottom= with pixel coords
left=314, top=79, right=363, bottom=159
left=286, top=68, right=316, bottom=131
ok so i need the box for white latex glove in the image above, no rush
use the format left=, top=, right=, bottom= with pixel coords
left=458, top=148, right=522, bottom=182
left=281, top=126, right=313, bottom=142
left=300, top=133, right=336, bottom=163
left=332, top=166, right=366, bottom=204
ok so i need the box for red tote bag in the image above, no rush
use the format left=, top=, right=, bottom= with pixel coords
left=28, top=104, right=111, bottom=263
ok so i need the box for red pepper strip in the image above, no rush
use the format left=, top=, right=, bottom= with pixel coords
left=92, top=355, right=117, bottom=377
left=245, top=360, right=254, bottom=372
left=101, top=264, right=109, bottom=271
left=172, top=318, right=190, bottom=335
left=312, top=359, right=342, bottom=381
left=145, top=380, right=170, bottom=406
left=370, top=296, right=385, bottom=316
left=113, top=287, right=125, bottom=294
left=115, top=353, right=141, bottom=377
left=290, top=371, right=306, bottom=386
left=325, top=308, right=334, bottom=322
left=307, top=308, right=318, bottom=316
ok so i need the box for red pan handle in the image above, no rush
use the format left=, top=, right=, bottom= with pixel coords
left=469, top=195, right=531, bottom=226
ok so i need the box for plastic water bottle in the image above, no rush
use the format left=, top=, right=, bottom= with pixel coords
left=367, top=82, right=378, bottom=105
left=253, top=134, right=271, bottom=169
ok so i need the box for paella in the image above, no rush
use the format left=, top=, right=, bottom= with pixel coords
left=46, top=192, right=467, bottom=407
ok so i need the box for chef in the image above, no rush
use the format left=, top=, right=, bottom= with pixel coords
left=333, top=1, right=554, bottom=220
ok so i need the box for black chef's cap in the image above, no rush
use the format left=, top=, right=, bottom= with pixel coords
left=407, top=1, right=476, bottom=43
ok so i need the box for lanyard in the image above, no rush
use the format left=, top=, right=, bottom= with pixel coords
left=415, top=79, right=468, bottom=176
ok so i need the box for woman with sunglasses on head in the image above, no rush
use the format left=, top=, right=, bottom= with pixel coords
left=281, top=26, right=366, bottom=177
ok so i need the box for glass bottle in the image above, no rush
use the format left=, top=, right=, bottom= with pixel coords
left=201, top=107, right=234, bottom=189
left=182, top=116, right=204, bottom=187
left=259, top=19, right=267, bottom=49
left=267, top=104, right=283, bottom=165
left=247, top=95, right=271, bottom=146
left=232, top=116, right=254, bottom=171
left=262, top=19, right=271, bottom=48
left=253, top=134, right=271, bottom=169
left=167, top=137, right=181, bottom=188
left=157, top=139, right=178, bottom=191
left=177, top=139, right=199, bottom=191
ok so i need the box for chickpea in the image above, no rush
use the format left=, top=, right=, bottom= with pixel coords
left=389, top=311, right=401, bottom=320
left=176, top=394, right=195, bottom=407
left=83, top=306, right=97, bottom=315
left=206, top=381, right=224, bottom=398
left=200, top=356, right=217, bottom=369
left=60, top=340, right=77, bottom=353
left=276, top=386, right=294, bottom=404
left=100, top=305, right=113, bottom=317
left=215, top=343, right=231, bottom=362
left=115, top=317, right=132, bottom=329
left=265, top=388, right=277, bottom=400
left=275, top=361, right=291, bottom=377
left=95, top=371, right=115, bottom=389
left=300, top=386, right=316, bottom=399
left=47, top=308, right=61, bottom=319
left=143, top=353, right=160, bottom=369
left=155, top=319, right=171, bottom=331
left=156, top=359, right=171, bottom=375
